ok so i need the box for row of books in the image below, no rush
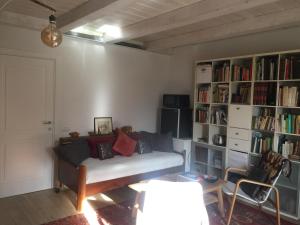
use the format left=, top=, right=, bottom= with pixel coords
left=197, top=107, right=209, bottom=123
left=231, top=83, right=251, bottom=104
left=278, top=86, right=299, bottom=107
left=232, top=64, right=252, bottom=81
left=276, top=113, right=300, bottom=134
left=279, top=56, right=300, bottom=80
left=213, top=63, right=230, bottom=82
left=253, top=83, right=276, bottom=105
left=211, top=108, right=227, bottom=125
left=256, top=58, right=277, bottom=81
left=252, top=132, right=273, bottom=154
left=277, top=136, right=300, bottom=157
left=213, top=84, right=229, bottom=103
left=252, top=116, right=275, bottom=131
left=197, top=86, right=210, bottom=103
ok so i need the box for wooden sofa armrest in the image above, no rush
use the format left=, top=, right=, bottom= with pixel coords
left=224, top=167, right=248, bottom=181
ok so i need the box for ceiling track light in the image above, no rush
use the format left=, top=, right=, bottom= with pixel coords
left=30, top=0, right=63, bottom=48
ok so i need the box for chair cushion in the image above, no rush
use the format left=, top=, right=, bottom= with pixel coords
left=113, top=131, right=137, bottom=156
left=87, top=135, right=116, bottom=158
left=55, top=139, right=90, bottom=167
left=97, top=142, right=114, bottom=160
left=152, top=132, right=174, bottom=152
left=137, top=139, right=153, bottom=154
left=240, top=167, right=269, bottom=198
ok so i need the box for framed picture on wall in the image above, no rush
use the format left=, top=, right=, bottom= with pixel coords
left=94, top=117, right=113, bottom=135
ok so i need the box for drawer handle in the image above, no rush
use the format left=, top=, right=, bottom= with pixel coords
left=236, top=107, right=240, bottom=110
left=234, top=143, right=238, bottom=146
left=235, top=132, right=239, bottom=135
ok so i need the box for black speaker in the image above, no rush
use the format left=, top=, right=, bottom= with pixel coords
left=160, top=107, right=192, bottom=138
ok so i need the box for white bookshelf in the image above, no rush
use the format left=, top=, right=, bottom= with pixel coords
left=191, top=49, right=300, bottom=220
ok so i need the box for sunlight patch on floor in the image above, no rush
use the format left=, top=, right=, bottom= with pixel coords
left=82, top=199, right=100, bottom=225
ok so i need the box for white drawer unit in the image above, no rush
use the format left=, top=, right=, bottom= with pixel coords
left=228, top=149, right=249, bottom=169
left=228, top=128, right=251, bottom=141
left=228, top=138, right=251, bottom=153
left=228, top=105, right=252, bottom=129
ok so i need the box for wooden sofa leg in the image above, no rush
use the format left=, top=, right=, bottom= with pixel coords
left=77, top=165, right=87, bottom=211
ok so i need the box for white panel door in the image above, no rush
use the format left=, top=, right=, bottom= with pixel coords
left=0, top=54, right=54, bottom=197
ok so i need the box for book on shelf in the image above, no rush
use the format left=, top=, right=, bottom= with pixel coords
left=213, top=84, right=229, bottom=103
left=277, top=136, right=300, bottom=157
left=214, top=63, right=230, bottom=82
left=252, top=108, right=275, bottom=131
left=280, top=56, right=300, bottom=80
left=197, top=86, right=210, bottom=103
left=197, top=106, right=209, bottom=123
left=253, top=83, right=276, bottom=105
left=232, top=63, right=252, bottom=81
left=211, top=108, right=227, bottom=125
left=252, top=132, right=273, bottom=154
left=276, top=113, right=300, bottom=134
left=231, top=83, right=251, bottom=104
left=256, top=57, right=277, bottom=80
left=278, top=86, right=299, bottom=107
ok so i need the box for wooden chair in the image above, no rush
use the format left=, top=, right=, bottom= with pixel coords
left=223, top=151, right=291, bottom=225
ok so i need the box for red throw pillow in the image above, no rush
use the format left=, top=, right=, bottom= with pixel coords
left=87, top=135, right=116, bottom=158
left=113, top=131, right=137, bottom=156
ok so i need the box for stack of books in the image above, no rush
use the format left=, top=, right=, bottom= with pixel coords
left=232, top=64, right=252, bottom=81
left=252, top=108, right=275, bottom=131
left=278, top=86, right=299, bottom=107
left=214, top=63, right=230, bottom=82
left=198, top=86, right=210, bottom=103
left=256, top=58, right=277, bottom=80
left=213, top=84, right=229, bottom=103
left=252, top=132, right=273, bottom=154
left=280, top=56, right=300, bottom=80
left=211, top=108, right=227, bottom=125
left=277, top=113, right=300, bottom=134
left=277, top=136, right=300, bottom=157
left=253, top=83, right=276, bottom=105
left=231, top=83, right=251, bottom=104
left=197, top=106, right=209, bottom=123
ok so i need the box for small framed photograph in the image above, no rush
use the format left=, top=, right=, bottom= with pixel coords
left=94, top=117, right=113, bottom=135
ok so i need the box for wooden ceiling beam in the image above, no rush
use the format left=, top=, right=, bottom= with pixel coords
left=56, top=0, right=140, bottom=32
left=112, top=0, right=280, bottom=42
left=145, top=6, right=300, bottom=51
left=0, top=0, right=12, bottom=11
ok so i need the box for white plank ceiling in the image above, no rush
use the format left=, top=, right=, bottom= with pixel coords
left=1, top=0, right=300, bottom=52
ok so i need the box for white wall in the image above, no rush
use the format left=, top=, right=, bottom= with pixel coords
left=0, top=24, right=175, bottom=138
left=170, top=26, right=300, bottom=99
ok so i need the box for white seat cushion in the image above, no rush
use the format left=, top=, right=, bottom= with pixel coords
left=81, top=151, right=184, bottom=184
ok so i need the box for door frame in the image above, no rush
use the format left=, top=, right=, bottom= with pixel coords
left=0, top=48, right=57, bottom=188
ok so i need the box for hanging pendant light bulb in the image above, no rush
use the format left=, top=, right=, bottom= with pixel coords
left=41, top=14, right=62, bottom=48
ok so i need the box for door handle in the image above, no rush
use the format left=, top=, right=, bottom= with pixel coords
left=42, top=121, right=52, bottom=125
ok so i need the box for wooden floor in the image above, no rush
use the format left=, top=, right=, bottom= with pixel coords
left=0, top=187, right=135, bottom=225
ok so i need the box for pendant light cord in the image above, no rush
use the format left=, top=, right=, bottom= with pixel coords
left=29, top=0, right=56, bottom=13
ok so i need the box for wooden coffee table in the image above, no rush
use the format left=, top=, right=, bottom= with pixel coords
left=129, top=173, right=225, bottom=218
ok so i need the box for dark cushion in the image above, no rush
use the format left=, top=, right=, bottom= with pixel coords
left=152, top=132, right=174, bottom=152
left=55, top=139, right=90, bottom=167
left=138, top=131, right=173, bottom=152
left=137, top=139, right=153, bottom=154
left=97, top=143, right=114, bottom=160
left=112, top=131, right=137, bottom=156
left=87, top=135, right=116, bottom=158
left=240, top=166, right=269, bottom=198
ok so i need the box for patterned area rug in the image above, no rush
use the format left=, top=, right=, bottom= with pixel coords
left=42, top=200, right=295, bottom=225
